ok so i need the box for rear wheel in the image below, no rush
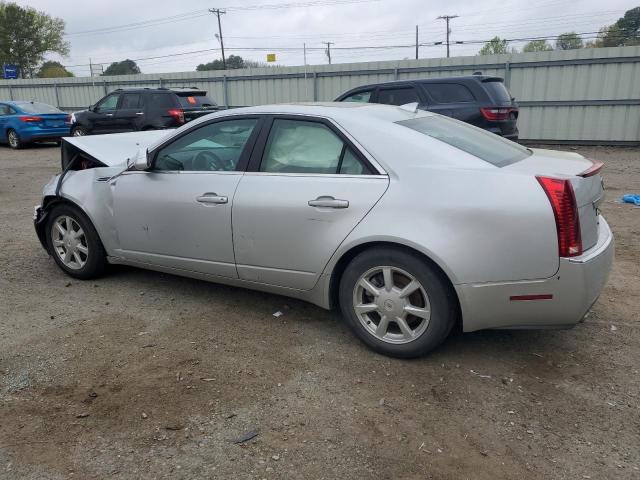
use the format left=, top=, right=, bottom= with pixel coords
left=339, top=247, right=457, bottom=358
left=71, top=126, right=87, bottom=136
left=7, top=129, right=23, bottom=149
left=45, top=204, right=107, bottom=279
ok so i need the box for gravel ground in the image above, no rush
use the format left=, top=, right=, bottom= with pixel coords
left=0, top=143, right=638, bottom=480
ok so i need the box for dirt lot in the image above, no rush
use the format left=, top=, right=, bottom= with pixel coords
left=0, top=143, right=638, bottom=480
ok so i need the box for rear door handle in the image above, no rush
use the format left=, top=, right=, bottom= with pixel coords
left=105, top=113, right=114, bottom=117
left=196, top=192, right=228, bottom=204
left=308, top=196, right=349, bottom=209
left=135, top=112, right=144, bottom=115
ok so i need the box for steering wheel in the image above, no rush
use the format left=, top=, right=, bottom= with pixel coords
left=193, top=150, right=226, bottom=171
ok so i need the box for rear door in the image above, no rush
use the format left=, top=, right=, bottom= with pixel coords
left=232, top=115, right=388, bottom=290
left=375, top=84, right=424, bottom=106
left=114, top=92, right=145, bottom=131
left=0, top=104, right=10, bottom=137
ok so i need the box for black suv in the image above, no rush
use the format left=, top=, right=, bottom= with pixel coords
left=70, top=87, right=221, bottom=136
left=336, top=75, right=519, bottom=140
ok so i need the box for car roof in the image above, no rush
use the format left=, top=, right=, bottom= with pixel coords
left=343, top=75, right=503, bottom=91
left=111, top=87, right=206, bottom=94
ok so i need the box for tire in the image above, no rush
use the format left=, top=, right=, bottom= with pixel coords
left=338, top=247, right=457, bottom=358
left=7, top=129, right=23, bottom=149
left=45, top=204, right=107, bottom=280
left=71, top=126, right=87, bottom=137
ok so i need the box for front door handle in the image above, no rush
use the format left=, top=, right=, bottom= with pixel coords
left=308, top=196, right=349, bottom=209
left=105, top=113, right=114, bottom=117
left=196, top=192, right=228, bottom=204
left=135, top=112, right=144, bottom=115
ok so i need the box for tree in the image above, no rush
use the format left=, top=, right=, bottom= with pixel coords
left=197, top=54, right=246, bottom=71
left=591, top=7, right=640, bottom=47
left=0, top=2, right=69, bottom=78
left=478, top=37, right=510, bottom=55
left=523, top=40, right=553, bottom=52
left=103, top=59, right=141, bottom=76
left=36, top=60, right=73, bottom=78
left=555, top=32, right=583, bottom=50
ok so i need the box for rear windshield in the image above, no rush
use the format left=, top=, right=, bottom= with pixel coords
left=397, top=116, right=530, bottom=167
left=16, top=102, right=62, bottom=114
left=482, top=80, right=512, bottom=104
left=175, top=93, right=217, bottom=108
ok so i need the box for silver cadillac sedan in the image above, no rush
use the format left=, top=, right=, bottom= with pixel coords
left=34, top=103, right=613, bottom=358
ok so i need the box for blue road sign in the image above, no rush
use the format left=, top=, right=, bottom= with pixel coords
left=3, top=64, right=18, bottom=79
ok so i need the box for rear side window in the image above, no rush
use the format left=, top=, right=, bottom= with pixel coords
left=483, top=80, right=512, bottom=103
left=424, top=83, right=475, bottom=103
left=260, top=119, right=370, bottom=175
left=120, top=94, right=143, bottom=109
left=397, top=116, right=530, bottom=167
left=176, top=93, right=217, bottom=108
left=341, top=90, right=372, bottom=103
left=377, top=87, right=420, bottom=106
left=149, top=93, right=177, bottom=108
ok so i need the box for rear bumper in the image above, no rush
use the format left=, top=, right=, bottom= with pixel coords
left=20, top=126, right=70, bottom=142
left=458, top=217, right=614, bottom=331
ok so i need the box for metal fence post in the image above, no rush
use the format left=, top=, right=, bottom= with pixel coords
left=313, top=72, right=318, bottom=101
left=223, top=75, right=228, bottom=108
left=8, top=85, right=13, bottom=100
left=159, top=77, right=164, bottom=88
left=103, top=80, right=108, bottom=95
left=394, top=67, right=399, bottom=80
left=504, top=61, right=511, bottom=88
left=54, top=84, right=60, bottom=108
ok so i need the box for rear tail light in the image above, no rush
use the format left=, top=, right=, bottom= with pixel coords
left=536, top=176, right=582, bottom=257
left=480, top=107, right=513, bottom=121
left=578, top=159, right=604, bottom=178
left=19, top=115, right=43, bottom=123
left=168, top=108, right=185, bottom=124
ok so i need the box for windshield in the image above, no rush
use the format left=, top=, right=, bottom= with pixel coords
left=397, top=116, right=530, bottom=167
left=176, top=93, right=217, bottom=108
left=16, top=102, right=62, bottom=114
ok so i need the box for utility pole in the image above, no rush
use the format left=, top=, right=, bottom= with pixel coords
left=437, top=15, right=459, bottom=58
left=209, top=8, right=227, bottom=69
left=323, top=41, right=334, bottom=64
left=415, top=25, right=419, bottom=60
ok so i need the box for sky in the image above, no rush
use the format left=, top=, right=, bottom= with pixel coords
left=11, top=0, right=637, bottom=77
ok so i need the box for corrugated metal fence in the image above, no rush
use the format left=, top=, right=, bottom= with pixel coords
left=1, top=46, right=639, bottom=143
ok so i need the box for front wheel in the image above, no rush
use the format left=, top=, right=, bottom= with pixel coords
left=7, top=129, right=23, bottom=149
left=339, top=248, right=457, bottom=358
left=45, top=204, right=107, bottom=279
left=71, top=126, right=87, bottom=136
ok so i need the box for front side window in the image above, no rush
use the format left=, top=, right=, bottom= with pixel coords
left=95, top=94, right=120, bottom=113
left=341, top=90, right=372, bottom=103
left=260, top=119, right=370, bottom=175
left=154, top=118, right=258, bottom=172
left=377, top=87, right=420, bottom=106
left=120, top=94, right=143, bottom=110
left=397, top=116, right=530, bottom=167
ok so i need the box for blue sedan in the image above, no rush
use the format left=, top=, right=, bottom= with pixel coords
left=0, top=101, right=71, bottom=149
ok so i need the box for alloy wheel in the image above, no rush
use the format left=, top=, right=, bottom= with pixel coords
left=352, top=266, right=431, bottom=344
left=8, top=130, right=19, bottom=148
left=51, top=216, right=89, bottom=270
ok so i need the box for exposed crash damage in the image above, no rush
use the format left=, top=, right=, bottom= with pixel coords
left=33, top=130, right=170, bottom=253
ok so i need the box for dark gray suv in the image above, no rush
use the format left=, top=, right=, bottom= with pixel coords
left=336, top=75, right=519, bottom=140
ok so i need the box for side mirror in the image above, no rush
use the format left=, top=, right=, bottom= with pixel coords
left=127, top=147, right=149, bottom=171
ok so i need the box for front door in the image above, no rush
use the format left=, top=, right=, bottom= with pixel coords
left=90, top=92, right=122, bottom=133
left=233, top=116, right=388, bottom=290
left=111, top=116, right=262, bottom=278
